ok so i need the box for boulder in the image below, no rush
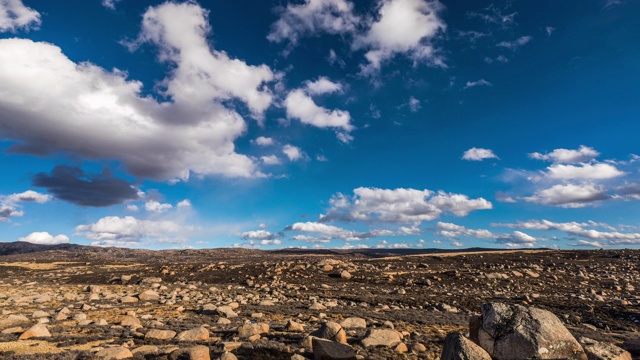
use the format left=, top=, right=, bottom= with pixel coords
left=477, top=303, right=587, bottom=360
left=580, top=338, right=632, bottom=360
left=339, top=317, right=366, bottom=329
left=361, top=329, right=402, bottom=348
left=237, top=323, right=269, bottom=339
left=441, top=332, right=491, bottom=360
left=312, top=337, right=357, bottom=360
left=94, top=347, right=133, bottom=359
left=138, top=290, right=160, bottom=301
left=169, top=346, right=210, bottom=360
left=311, top=322, right=347, bottom=344
left=145, top=329, right=176, bottom=340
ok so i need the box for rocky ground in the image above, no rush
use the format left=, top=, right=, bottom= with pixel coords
left=0, top=245, right=638, bottom=359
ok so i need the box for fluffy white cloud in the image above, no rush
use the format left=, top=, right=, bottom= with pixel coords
left=282, top=144, right=305, bottom=161
left=462, top=147, right=498, bottom=161
left=253, top=136, right=275, bottom=146
left=529, top=145, right=600, bottom=163
left=76, top=215, right=189, bottom=246
left=571, top=240, right=604, bottom=248
left=320, top=187, right=491, bottom=224
left=177, top=199, right=192, bottom=208
left=261, top=155, right=282, bottom=165
left=304, top=77, right=343, bottom=95
left=267, top=0, right=360, bottom=46
left=0, top=190, right=51, bottom=222
left=284, top=80, right=354, bottom=141
left=464, top=79, right=492, bottom=89
left=145, top=200, right=173, bottom=212
left=496, top=36, right=532, bottom=50
left=546, top=163, right=625, bottom=180
left=524, top=184, right=610, bottom=208
left=0, top=2, right=276, bottom=181
left=241, top=229, right=283, bottom=241
left=0, top=0, right=40, bottom=32
left=495, top=231, right=538, bottom=247
left=286, top=221, right=393, bottom=241
left=436, top=222, right=495, bottom=238
left=495, top=219, right=640, bottom=246
left=18, top=231, right=69, bottom=245
left=354, top=0, right=446, bottom=74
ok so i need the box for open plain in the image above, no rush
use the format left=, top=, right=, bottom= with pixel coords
left=0, top=243, right=639, bottom=359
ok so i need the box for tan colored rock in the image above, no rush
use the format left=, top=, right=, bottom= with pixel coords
left=95, top=347, right=133, bottom=359
left=176, top=327, right=210, bottom=341
left=238, top=323, right=269, bottom=339
left=138, top=290, right=160, bottom=301
left=169, top=345, right=210, bottom=360
left=339, top=317, right=366, bottom=329
left=361, top=329, right=402, bottom=348
left=120, top=316, right=142, bottom=328
left=1, top=326, right=23, bottom=334
left=131, top=345, right=159, bottom=356
left=312, top=337, right=357, bottom=360
left=340, top=271, right=352, bottom=279
left=220, top=352, right=237, bottom=360
left=286, top=320, right=305, bottom=332
left=441, top=332, right=491, bottom=360
left=580, top=338, right=632, bottom=360
left=145, top=329, right=176, bottom=340
left=19, top=323, right=51, bottom=339
left=310, top=322, right=347, bottom=344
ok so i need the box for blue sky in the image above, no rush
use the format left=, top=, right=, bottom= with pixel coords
left=1, top=0, right=639, bottom=250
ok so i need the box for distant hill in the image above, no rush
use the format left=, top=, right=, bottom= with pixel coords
left=0, top=241, right=86, bottom=256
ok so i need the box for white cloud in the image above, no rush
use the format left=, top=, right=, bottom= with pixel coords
left=467, top=4, right=517, bottom=27
left=464, top=79, right=492, bottom=89
left=267, top=0, right=360, bottom=46
left=284, top=86, right=354, bottom=141
left=436, top=222, right=495, bottom=239
left=76, top=215, right=189, bottom=246
left=546, top=163, right=624, bottom=180
left=18, top=231, right=69, bottom=245
left=145, top=200, right=173, bottom=212
left=354, top=0, right=446, bottom=75
left=408, top=96, right=421, bottom=112
left=101, top=0, right=122, bottom=10
left=495, top=231, right=538, bottom=247
left=177, top=199, right=192, bottom=208
left=496, top=35, right=532, bottom=50
left=529, top=145, right=600, bottom=163
left=304, top=77, right=343, bottom=95
left=0, top=3, right=278, bottom=182
left=286, top=221, right=393, bottom=241
left=282, top=144, right=305, bottom=161
left=571, top=240, right=604, bottom=248
left=241, top=229, right=283, bottom=241
left=260, top=239, right=282, bottom=246
left=462, top=147, right=498, bottom=161
left=320, top=187, right=491, bottom=224
left=261, top=155, right=282, bottom=165
left=546, top=26, right=555, bottom=36
left=125, top=204, right=139, bottom=212
left=524, top=183, right=610, bottom=208
left=0, top=0, right=40, bottom=32
left=0, top=190, right=51, bottom=222
left=253, top=136, right=275, bottom=146
left=495, top=219, right=640, bottom=246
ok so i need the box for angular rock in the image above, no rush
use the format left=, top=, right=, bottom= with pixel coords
left=477, top=303, right=587, bottom=360
left=176, top=327, right=210, bottom=341
left=339, top=317, right=366, bottom=329
left=94, top=347, right=133, bottom=359
left=216, top=305, right=238, bottom=318
left=237, top=323, right=269, bottom=339
left=286, top=320, right=305, bottom=332
left=361, top=329, right=402, bottom=348
left=120, top=316, right=142, bottom=328
left=311, top=322, right=347, bottom=344
left=19, top=323, right=51, bottom=339
left=312, top=337, right=357, bottom=360
left=441, top=332, right=491, bottom=360
left=580, top=338, right=632, bottom=360
left=145, top=329, right=176, bottom=340
left=131, top=345, right=159, bottom=356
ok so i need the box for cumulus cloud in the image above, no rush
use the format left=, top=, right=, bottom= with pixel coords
left=282, top=144, right=305, bottom=161
left=462, top=147, right=498, bottom=161
left=261, top=155, right=282, bottom=165
left=177, top=199, right=192, bottom=208
left=435, top=222, right=495, bottom=239
left=0, top=2, right=276, bottom=181
left=495, top=219, right=640, bottom=246
left=495, top=230, right=538, bottom=247
left=32, top=165, right=138, bottom=207
left=496, top=35, right=532, bottom=50
left=253, top=136, right=275, bottom=146
left=241, top=229, right=284, bottom=241
left=529, top=145, right=600, bottom=163
left=267, top=0, right=360, bottom=47
left=571, top=240, right=604, bottom=248
left=546, top=163, right=624, bottom=180
left=524, top=183, right=610, bottom=208
left=0, top=0, right=40, bottom=32
left=464, top=79, right=492, bottom=89
left=0, top=190, right=51, bottom=222
left=284, top=78, right=353, bottom=142
left=320, top=187, right=491, bottom=224
left=18, top=231, right=69, bottom=245
left=354, top=0, right=446, bottom=74
left=145, top=200, right=173, bottom=212
left=76, top=215, right=189, bottom=246
left=286, top=221, right=393, bottom=241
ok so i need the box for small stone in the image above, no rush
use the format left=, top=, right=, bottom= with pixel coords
left=312, top=337, right=357, bottom=360
left=237, top=323, right=269, bottom=339
left=340, top=271, right=352, bottom=279
left=1, top=326, right=23, bottom=334
left=120, top=296, right=138, bottom=303
left=169, top=345, right=210, bottom=360
left=145, top=329, right=176, bottom=340
left=120, top=316, right=142, bottom=329
left=310, top=302, right=327, bottom=311
left=131, top=345, right=159, bottom=356
left=311, top=322, right=347, bottom=344
left=177, top=327, right=210, bottom=341
left=339, top=317, right=366, bottom=329
left=94, top=347, right=133, bottom=359
left=361, top=329, right=402, bottom=348
left=286, top=320, right=306, bottom=332
left=220, top=352, right=237, bottom=360
left=138, top=290, right=160, bottom=301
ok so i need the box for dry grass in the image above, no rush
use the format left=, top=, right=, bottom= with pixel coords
left=0, top=262, right=82, bottom=270
left=0, top=339, right=108, bottom=355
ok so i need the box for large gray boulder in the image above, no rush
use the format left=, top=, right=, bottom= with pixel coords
left=441, top=332, right=491, bottom=360
left=476, top=303, right=587, bottom=360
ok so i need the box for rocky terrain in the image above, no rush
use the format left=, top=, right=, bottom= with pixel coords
left=0, top=243, right=638, bottom=359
